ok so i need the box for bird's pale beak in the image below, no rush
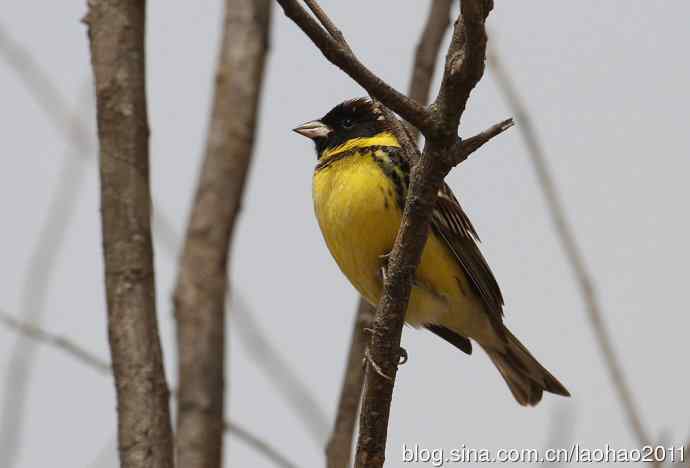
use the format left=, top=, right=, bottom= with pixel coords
left=292, top=120, right=332, bottom=140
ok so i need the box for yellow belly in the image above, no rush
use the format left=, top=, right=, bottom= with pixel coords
left=313, top=149, right=490, bottom=339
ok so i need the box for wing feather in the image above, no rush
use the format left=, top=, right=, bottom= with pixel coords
left=386, top=146, right=505, bottom=326
left=432, top=182, right=505, bottom=325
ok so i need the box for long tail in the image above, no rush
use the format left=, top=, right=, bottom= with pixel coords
left=482, top=328, right=570, bottom=406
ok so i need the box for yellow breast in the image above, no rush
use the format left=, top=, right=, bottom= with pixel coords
left=312, top=135, right=489, bottom=336
left=313, top=146, right=400, bottom=304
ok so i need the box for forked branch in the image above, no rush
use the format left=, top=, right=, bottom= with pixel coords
left=275, top=1, right=505, bottom=467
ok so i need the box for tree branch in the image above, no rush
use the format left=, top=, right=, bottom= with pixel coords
left=275, top=0, right=433, bottom=134
left=0, top=24, right=93, bottom=145
left=324, top=4, right=459, bottom=462
left=325, top=301, right=374, bottom=468
left=1, top=19, right=325, bottom=462
left=0, top=309, right=299, bottom=468
left=450, top=117, right=514, bottom=165
left=0, top=78, right=93, bottom=468
left=487, top=48, right=655, bottom=454
left=434, top=0, right=493, bottom=135
left=0, top=309, right=111, bottom=374
left=225, top=421, right=300, bottom=468
left=405, top=0, right=454, bottom=139
left=173, top=2, right=272, bottom=467
left=84, top=1, right=174, bottom=467
left=276, top=1, right=501, bottom=466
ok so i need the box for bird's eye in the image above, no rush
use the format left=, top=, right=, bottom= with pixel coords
left=342, top=119, right=354, bottom=129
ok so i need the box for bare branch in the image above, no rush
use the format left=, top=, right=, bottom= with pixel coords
left=450, top=117, right=514, bottom=165
left=325, top=301, right=374, bottom=468
left=277, top=1, right=499, bottom=466
left=435, top=0, right=493, bottom=134
left=1, top=18, right=324, bottom=461
left=84, top=1, right=174, bottom=466
left=173, top=2, right=272, bottom=467
left=324, top=4, right=457, bottom=462
left=302, top=0, right=350, bottom=51
left=406, top=0, right=454, bottom=139
left=226, top=421, right=300, bottom=468
left=159, top=197, right=331, bottom=446
left=0, top=24, right=92, bottom=145
left=0, top=309, right=299, bottom=468
left=488, top=49, right=654, bottom=451
left=274, top=0, right=433, bottom=133
left=0, top=79, right=92, bottom=468
left=231, top=295, right=331, bottom=444
left=0, top=309, right=111, bottom=374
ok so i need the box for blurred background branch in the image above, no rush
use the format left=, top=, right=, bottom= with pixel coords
left=487, top=48, right=655, bottom=454
left=173, top=1, right=272, bottom=466
left=325, top=300, right=373, bottom=468
left=0, top=22, right=96, bottom=468
left=0, top=18, right=327, bottom=464
left=0, top=82, right=93, bottom=468
left=0, top=308, right=299, bottom=468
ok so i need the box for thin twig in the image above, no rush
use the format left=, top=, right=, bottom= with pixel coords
left=173, top=2, right=272, bottom=466
left=488, top=48, right=655, bottom=453
left=0, top=309, right=300, bottom=468
left=0, top=309, right=111, bottom=374
left=451, top=117, right=514, bottom=165
left=232, top=295, right=331, bottom=444
left=275, top=0, right=433, bottom=133
left=0, top=81, right=92, bottom=468
left=155, top=212, right=331, bottom=444
left=302, top=0, right=350, bottom=52
left=84, top=1, right=174, bottom=466
left=225, top=421, right=300, bottom=468
left=0, top=25, right=96, bottom=468
left=0, top=24, right=92, bottom=145
left=325, top=301, right=374, bottom=468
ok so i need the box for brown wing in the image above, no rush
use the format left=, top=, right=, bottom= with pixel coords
left=384, top=145, right=504, bottom=327
left=431, top=183, right=505, bottom=327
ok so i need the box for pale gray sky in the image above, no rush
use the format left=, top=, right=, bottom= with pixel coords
left=1, top=1, right=689, bottom=467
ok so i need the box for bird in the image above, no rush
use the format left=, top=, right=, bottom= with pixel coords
left=293, top=98, right=569, bottom=406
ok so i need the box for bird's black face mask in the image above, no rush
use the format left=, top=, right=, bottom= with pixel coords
left=293, top=98, right=388, bottom=158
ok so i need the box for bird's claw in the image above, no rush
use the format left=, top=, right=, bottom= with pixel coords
left=398, top=346, right=408, bottom=365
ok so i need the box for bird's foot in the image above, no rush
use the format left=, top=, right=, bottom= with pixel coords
left=360, top=345, right=408, bottom=381
left=398, top=346, right=408, bottom=365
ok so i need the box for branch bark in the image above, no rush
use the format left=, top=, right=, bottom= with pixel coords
left=405, top=0, right=454, bottom=140
left=173, top=2, right=272, bottom=467
left=275, top=0, right=433, bottom=134
left=324, top=4, right=456, bottom=465
left=84, top=1, right=174, bottom=467
left=275, top=1, right=503, bottom=466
